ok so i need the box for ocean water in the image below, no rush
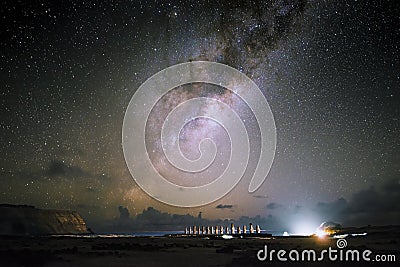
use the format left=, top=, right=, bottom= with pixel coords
left=132, top=231, right=184, bottom=237
left=52, top=230, right=286, bottom=238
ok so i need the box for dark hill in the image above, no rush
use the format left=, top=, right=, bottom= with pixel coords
left=0, top=204, right=89, bottom=236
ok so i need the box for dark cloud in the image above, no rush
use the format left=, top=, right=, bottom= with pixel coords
left=382, top=178, right=400, bottom=193
left=253, top=195, right=268, bottom=199
left=314, top=198, right=347, bottom=219
left=315, top=179, right=400, bottom=226
left=266, top=202, right=282, bottom=210
left=293, top=205, right=302, bottom=214
left=118, top=206, right=130, bottom=220
left=46, top=160, right=86, bottom=177
left=0, top=160, right=91, bottom=181
left=44, top=160, right=111, bottom=182
left=216, top=204, right=234, bottom=209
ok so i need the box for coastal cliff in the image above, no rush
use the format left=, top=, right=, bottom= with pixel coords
left=0, top=204, right=89, bottom=236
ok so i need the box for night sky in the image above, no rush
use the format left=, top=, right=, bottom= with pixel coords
left=1, top=0, right=399, bottom=233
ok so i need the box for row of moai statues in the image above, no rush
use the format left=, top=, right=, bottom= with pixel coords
left=185, top=223, right=261, bottom=235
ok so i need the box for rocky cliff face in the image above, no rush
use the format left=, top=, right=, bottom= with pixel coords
left=0, top=204, right=89, bottom=235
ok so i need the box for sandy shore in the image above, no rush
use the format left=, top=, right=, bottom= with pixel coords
left=0, top=231, right=398, bottom=267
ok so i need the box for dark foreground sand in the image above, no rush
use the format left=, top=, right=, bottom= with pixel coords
left=0, top=231, right=398, bottom=267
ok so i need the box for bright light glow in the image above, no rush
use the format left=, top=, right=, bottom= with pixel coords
left=316, top=229, right=327, bottom=238
left=333, top=232, right=367, bottom=239
left=333, top=234, right=348, bottom=239
left=222, top=235, right=233, bottom=239
left=351, top=232, right=367, bottom=237
left=283, top=231, right=289, bottom=236
left=292, top=222, right=317, bottom=236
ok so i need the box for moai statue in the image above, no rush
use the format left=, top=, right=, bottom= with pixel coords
left=220, top=226, right=224, bottom=234
left=256, top=225, right=261, bottom=234
left=193, top=226, right=197, bottom=235
left=185, top=227, right=188, bottom=235
left=211, top=226, right=215, bottom=234
left=237, top=226, right=242, bottom=234
left=231, top=223, right=235, bottom=234
left=249, top=223, right=254, bottom=234
left=243, top=225, right=247, bottom=234
left=202, top=226, right=205, bottom=235
left=225, top=226, right=230, bottom=234
left=207, top=226, right=211, bottom=235
left=215, top=226, right=219, bottom=235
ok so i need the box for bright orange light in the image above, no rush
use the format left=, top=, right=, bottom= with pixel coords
left=316, top=229, right=327, bottom=238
